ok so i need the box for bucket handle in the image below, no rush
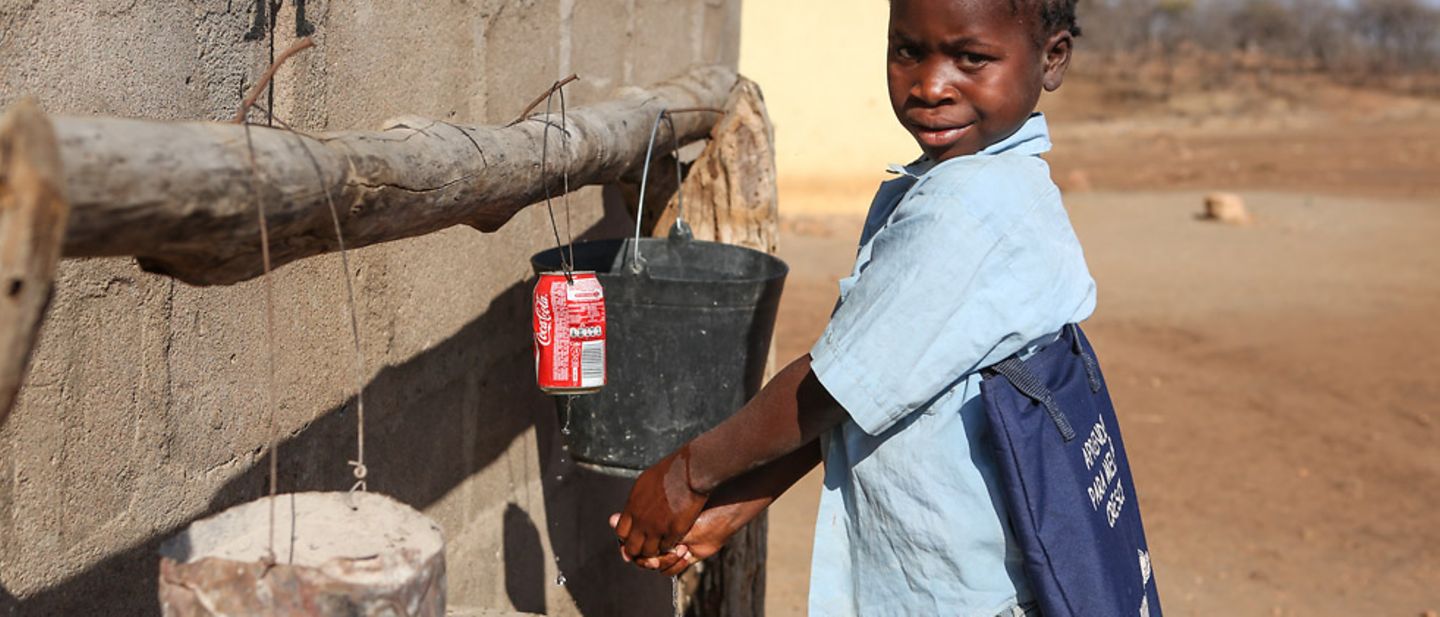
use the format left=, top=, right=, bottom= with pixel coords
left=629, top=109, right=692, bottom=274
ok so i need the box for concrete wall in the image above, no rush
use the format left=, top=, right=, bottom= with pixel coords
left=739, top=0, right=912, bottom=182
left=0, top=1, right=739, bottom=614
left=738, top=0, right=917, bottom=217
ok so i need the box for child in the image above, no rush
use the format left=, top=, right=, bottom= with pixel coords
left=612, top=0, right=1091, bottom=614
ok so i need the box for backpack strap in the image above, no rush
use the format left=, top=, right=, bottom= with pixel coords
left=1068, top=323, right=1103, bottom=393
left=987, top=356, right=1078, bottom=442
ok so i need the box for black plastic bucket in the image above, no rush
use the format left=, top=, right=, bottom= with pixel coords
left=531, top=234, right=787, bottom=474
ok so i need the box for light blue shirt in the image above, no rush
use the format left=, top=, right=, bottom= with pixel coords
left=808, top=114, right=1097, bottom=617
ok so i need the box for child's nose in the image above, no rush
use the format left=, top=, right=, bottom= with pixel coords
left=913, top=61, right=959, bottom=106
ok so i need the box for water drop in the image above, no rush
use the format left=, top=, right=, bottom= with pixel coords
left=561, top=396, right=575, bottom=436
left=555, top=574, right=567, bottom=587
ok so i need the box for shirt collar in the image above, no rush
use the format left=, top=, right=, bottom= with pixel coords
left=887, top=113, right=1052, bottom=178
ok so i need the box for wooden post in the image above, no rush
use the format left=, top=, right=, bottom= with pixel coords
left=642, top=78, right=778, bottom=617
left=158, top=492, right=446, bottom=617
left=0, top=99, right=70, bottom=426
left=646, top=79, right=779, bottom=256
left=7, top=66, right=738, bottom=286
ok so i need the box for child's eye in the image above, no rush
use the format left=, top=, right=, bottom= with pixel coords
left=892, top=45, right=920, bottom=62
left=956, top=53, right=990, bottom=70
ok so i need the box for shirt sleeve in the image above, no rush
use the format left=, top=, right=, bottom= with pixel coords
left=810, top=172, right=1092, bottom=436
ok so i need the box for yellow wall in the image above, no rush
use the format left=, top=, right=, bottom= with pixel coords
left=740, top=0, right=920, bottom=214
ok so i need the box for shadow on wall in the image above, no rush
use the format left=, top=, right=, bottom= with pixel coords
left=503, top=503, right=547, bottom=614
left=0, top=190, right=676, bottom=616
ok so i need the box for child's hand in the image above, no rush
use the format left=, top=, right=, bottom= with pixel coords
left=645, top=505, right=740, bottom=575
left=609, top=505, right=737, bottom=576
left=612, top=445, right=709, bottom=559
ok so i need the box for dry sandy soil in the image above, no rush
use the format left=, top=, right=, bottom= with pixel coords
left=761, top=79, right=1440, bottom=616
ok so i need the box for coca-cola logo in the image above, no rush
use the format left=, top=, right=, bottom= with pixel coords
left=534, top=294, right=552, bottom=346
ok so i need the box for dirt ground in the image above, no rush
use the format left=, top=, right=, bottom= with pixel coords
left=761, top=79, right=1440, bottom=616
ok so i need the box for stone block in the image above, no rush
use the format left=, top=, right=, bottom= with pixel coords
left=158, top=492, right=445, bottom=617
left=1202, top=192, right=1252, bottom=225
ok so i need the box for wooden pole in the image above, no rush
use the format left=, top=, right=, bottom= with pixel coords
left=643, top=78, right=778, bottom=617
left=0, top=99, right=70, bottom=426
left=25, top=66, right=737, bottom=286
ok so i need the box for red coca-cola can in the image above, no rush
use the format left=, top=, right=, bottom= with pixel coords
left=533, top=271, right=607, bottom=394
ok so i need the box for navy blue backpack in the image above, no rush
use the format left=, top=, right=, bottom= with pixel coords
left=981, top=324, right=1163, bottom=617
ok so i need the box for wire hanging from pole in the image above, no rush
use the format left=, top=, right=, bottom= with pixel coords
left=246, top=101, right=373, bottom=504
left=559, top=83, right=577, bottom=276
left=240, top=120, right=281, bottom=563
left=539, top=78, right=577, bottom=284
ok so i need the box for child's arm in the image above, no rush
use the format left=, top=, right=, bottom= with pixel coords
left=619, top=438, right=821, bottom=574
left=612, top=353, right=845, bottom=559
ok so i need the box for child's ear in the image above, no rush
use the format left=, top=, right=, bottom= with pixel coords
left=1041, top=30, right=1073, bottom=92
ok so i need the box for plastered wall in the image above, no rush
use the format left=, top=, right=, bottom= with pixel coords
left=739, top=0, right=913, bottom=184
left=0, top=1, right=740, bottom=614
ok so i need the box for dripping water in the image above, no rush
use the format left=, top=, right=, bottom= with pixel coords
left=561, top=395, right=575, bottom=436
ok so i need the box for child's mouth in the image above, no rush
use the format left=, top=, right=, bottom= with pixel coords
left=912, top=124, right=970, bottom=149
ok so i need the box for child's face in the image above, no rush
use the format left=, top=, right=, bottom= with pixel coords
left=887, top=0, right=1072, bottom=162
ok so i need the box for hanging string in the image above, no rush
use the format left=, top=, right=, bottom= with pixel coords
left=558, top=84, right=577, bottom=275
left=231, top=10, right=301, bottom=564
left=538, top=78, right=576, bottom=283
left=250, top=102, right=372, bottom=501
left=240, top=121, right=280, bottom=561
left=260, top=25, right=282, bottom=560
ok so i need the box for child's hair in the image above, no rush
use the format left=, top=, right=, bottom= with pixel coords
left=1015, top=0, right=1083, bottom=41
left=890, top=0, right=1083, bottom=44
